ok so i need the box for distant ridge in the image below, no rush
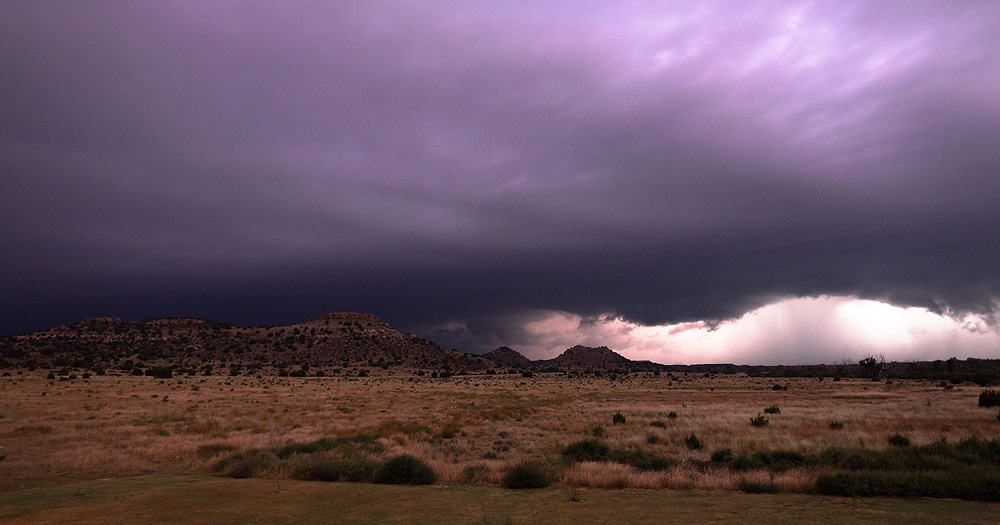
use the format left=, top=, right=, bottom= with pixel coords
left=482, top=344, right=666, bottom=372
left=0, top=313, right=491, bottom=371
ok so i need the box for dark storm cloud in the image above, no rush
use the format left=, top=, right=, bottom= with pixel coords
left=2, top=2, right=999, bottom=357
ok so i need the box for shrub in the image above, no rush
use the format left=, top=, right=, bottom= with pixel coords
left=461, top=464, right=490, bottom=484
left=521, top=371, right=533, bottom=378
left=373, top=455, right=436, bottom=485
left=711, top=449, right=733, bottom=463
left=591, top=425, right=605, bottom=437
left=829, top=421, right=845, bottom=430
left=341, top=457, right=378, bottom=482
left=763, top=405, right=780, bottom=414
left=502, top=462, right=552, bottom=489
left=737, top=479, right=778, bottom=493
left=816, top=468, right=1000, bottom=501
left=646, top=434, right=659, bottom=444
left=667, top=411, right=678, bottom=419
left=888, top=434, right=911, bottom=447
left=608, top=448, right=675, bottom=471
left=214, top=452, right=274, bottom=479
left=562, top=439, right=610, bottom=462
left=290, top=457, right=345, bottom=482
left=750, top=414, right=769, bottom=427
left=650, top=420, right=667, bottom=428
left=979, top=390, right=1000, bottom=408
left=148, top=366, right=173, bottom=379
left=612, top=412, right=626, bottom=425
left=684, top=434, right=703, bottom=450
left=771, top=384, right=784, bottom=391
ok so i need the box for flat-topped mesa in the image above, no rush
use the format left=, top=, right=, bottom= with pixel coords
left=310, top=312, right=383, bottom=324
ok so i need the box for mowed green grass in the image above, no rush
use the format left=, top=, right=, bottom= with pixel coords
left=2, top=475, right=998, bottom=524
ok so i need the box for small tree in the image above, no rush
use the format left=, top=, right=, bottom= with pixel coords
left=858, top=354, right=885, bottom=381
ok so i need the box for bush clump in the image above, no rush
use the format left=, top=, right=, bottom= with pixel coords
left=979, top=390, right=1000, bottom=408
left=684, top=434, right=703, bottom=450
left=502, top=462, right=552, bottom=489
left=763, top=405, right=781, bottom=414
left=710, top=449, right=733, bottom=463
left=290, top=456, right=345, bottom=482
left=562, top=439, right=610, bottom=462
left=612, top=412, right=626, bottom=425
left=460, top=464, right=490, bottom=484
left=373, top=455, right=437, bottom=485
left=749, top=414, right=769, bottom=427
left=737, top=478, right=778, bottom=493
left=888, top=434, right=911, bottom=447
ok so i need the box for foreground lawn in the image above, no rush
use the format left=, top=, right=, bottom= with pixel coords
left=2, top=475, right=998, bottom=524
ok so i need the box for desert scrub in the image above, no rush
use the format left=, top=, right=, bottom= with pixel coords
left=561, top=439, right=673, bottom=471
left=562, top=439, right=611, bottom=462
left=684, top=434, right=703, bottom=450
left=749, top=414, right=769, bottom=427
left=612, top=412, right=626, bottom=425
left=290, top=456, right=345, bottom=482
left=460, top=464, right=490, bottom=484
left=979, top=390, right=1000, bottom=408
left=763, top=405, right=780, bottom=414
left=888, top=434, right=911, bottom=447
left=501, top=462, right=553, bottom=489
left=372, top=455, right=437, bottom=485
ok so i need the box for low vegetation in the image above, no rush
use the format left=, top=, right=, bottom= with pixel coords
left=3, top=369, right=1000, bottom=506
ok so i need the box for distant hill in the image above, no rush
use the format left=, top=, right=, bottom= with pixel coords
left=482, top=344, right=667, bottom=372
left=0, top=313, right=491, bottom=371
left=483, top=346, right=533, bottom=368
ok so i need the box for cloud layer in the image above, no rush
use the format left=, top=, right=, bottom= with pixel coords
left=2, top=2, right=999, bottom=362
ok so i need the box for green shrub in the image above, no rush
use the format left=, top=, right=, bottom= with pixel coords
left=591, top=425, right=605, bottom=437
left=646, top=434, right=659, bottom=444
left=460, top=464, right=490, bottom=484
left=737, top=478, right=778, bottom=493
left=829, top=421, right=845, bottom=430
left=888, top=434, right=911, bottom=447
left=148, top=366, right=173, bottom=379
left=608, top=449, right=674, bottom=471
left=650, top=420, right=667, bottom=428
left=502, top=462, right=552, bottom=489
left=749, top=414, right=769, bottom=427
left=373, top=455, right=437, bottom=485
left=341, top=457, right=378, bottom=482
left=290, top=456, right=345, bottom=482
left=214, top=451, right=274, bottom=479
left=684, top=434, right=702, bottom=450
left=979, top=390, right=1000, bottom=408
left=710, top=449, right=733, bottom=463
left=667, top=411, right=678, bottom=419
left=816, top=468, right=1000, bottom=501
left=763, top=405, right=780, bottom=414
left=612, top=412, right=626, bottom=425
left=562, top=439, right=610, bottom=462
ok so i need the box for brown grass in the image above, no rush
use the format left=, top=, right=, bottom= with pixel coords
left=1, top=371, right=997, bottom=493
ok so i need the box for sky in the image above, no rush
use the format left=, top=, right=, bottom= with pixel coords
left=2, top=1, right=999, bottom=365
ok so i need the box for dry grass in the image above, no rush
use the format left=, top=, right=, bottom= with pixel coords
left=1, top=371, right=997, bottom=493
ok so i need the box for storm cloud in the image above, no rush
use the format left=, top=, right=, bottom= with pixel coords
left=2, top=2, right=999, bottom=363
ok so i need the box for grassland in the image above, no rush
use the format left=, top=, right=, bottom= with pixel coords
left=2, top=370, right=999, bottom=520
left=4, top=474, right=1000, bottom=524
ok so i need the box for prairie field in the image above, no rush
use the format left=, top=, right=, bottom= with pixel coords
left=2, top=369, right=998, bottom=497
